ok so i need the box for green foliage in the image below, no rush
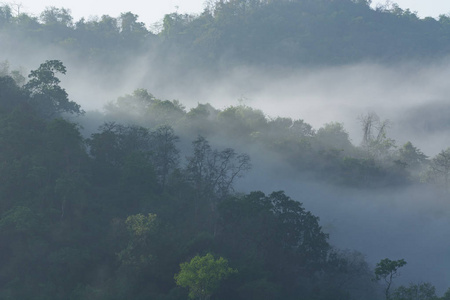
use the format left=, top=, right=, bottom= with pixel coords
left=392, top=282, right=438, bottom=300
left=0, top=75, right=27, bottom=112
left=217, top=104, right=267, bottom=138
left=0, top=5, right=12, bottom=26
left=0, top=59, right=448, bottom=299
left=2, top=0, right=450, bottom=71
left=217, top=191, right=330, bottom=298
left=398, top=141, right=428, bottom=169
left=156, top=0, right=450, bottom=67
left=104, top=88, right=420, bottom=187
left=174, top=253, right=237, bottom=300
left=0, top=61, right=26, bottom=86
left=105, top=89, right=185, bottom=126
left=186, top=136, right=251, bottom=200
left=126, top=213, right=158, bottom=238
left=24, top=60, right=82, bottom=117
left=117, top=213, right=158, bottom=267
left=315, top=122, right=353, bottom=153
left=0, top=206, right=40, bottom=233
left=425, top=148, right=450, bottom=189
left=40, top=7, right=73, bottom=27
left=374, top=258, right=407, bottom=281
left=152, top=125, right=180, bottom=190
left=119, top=12, right=148, bottom=36
left=359, top=112, right=396, bottom=161
left=374, top=258, right=407, bottom=300
left=322, top=249, right=379, bottom=299
left=441, top=288, right=450, bottom=300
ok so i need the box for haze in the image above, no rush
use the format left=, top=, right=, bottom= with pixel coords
left=4, top=24, right=450, bottom=294
left=2, top=0, right=450, bottom=297
left=53, top=58, right=450, bottom=157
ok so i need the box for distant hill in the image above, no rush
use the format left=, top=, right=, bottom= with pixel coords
left=2, top=0, right=450, bottom=70
left=159, top=0, right=450, bottom=67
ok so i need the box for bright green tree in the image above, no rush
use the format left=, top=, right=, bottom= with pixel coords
left=117, top=213, right=158, bottom=267
left=174, top=253, right=237, bottom=300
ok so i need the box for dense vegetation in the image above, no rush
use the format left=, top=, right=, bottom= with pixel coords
left=0, top=59, right=449, bottom=300
left=2, top=0, right=450, bottom=70
left=2, top=0, right=450, bottom=299
left=0, top=61, right=353, bottom=299
left=101, top=88, right=435, bottom=188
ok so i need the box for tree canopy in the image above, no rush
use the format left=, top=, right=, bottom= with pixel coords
left=175, top=253, right=237, bottom=300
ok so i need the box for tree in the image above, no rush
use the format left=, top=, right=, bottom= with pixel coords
left=151, top=125, right=180, bottom=190
left=117, top=213, right=158, bottom=267
left=40, top=7, right=73, bottom=27
left=185, top=136, right=250, bottom=234
left=217, top=104, right=267, bottom=139
left=119, top=12, right=148, bottom=38
left=392, top=282, right=438, bottom=300
left=374, top=258, right=407, bottom=300
left=87, top=122, right=157, bottom=206
left=174, top=253, right=237, bottom=300
left=24, top=60, right=82, bottom=117
left=427, top=148, right=450, bottom=189
left=0, top=5, right=12, bottom=26
left=217, top=191, right=330, bottom=296
left=0, top=75, right=27, bottom=112
left=315, top=122, right=353, bottom=152
left=359, top=112, right=395, bottom=160
left=441, top=288, right=450, bottom=300
left=186, top=136, right=251, bottom=200
left=88, top=122, right=152, bottom=168
left=397, top=141, right=427, bottom=170
left=323, top=250, right=379, bottom=300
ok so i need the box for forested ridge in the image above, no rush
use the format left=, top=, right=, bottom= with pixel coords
left=0, top=59, right=449, bottom=300
left=0, top=61, right=359, bottom=299
left=1, top=0, right=450, bottom=299
left=2, top=0, right=450, bottom=69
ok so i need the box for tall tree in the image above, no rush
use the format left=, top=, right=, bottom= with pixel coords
left=359, top=112, right=395, bottom=160
left=24, top=60, right=82, bottom=117
left=186, top=136, right=251, bottom=200
left=185, top=136, right=250, bottom=234
left=374, top=258, right=407, bottom=300
left=151, top=125, right=180, bottom=190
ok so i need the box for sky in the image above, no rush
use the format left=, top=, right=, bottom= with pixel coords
left=8, top=0, right=450, bottom=26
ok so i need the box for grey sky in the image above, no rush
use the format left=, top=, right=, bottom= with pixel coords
left=10, top=0, right=450, bottom=26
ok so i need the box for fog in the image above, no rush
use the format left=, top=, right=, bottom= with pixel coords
left=124, top=58, right=450, bottom=293
left=158, top=61, right=450, bottom=156
left=237, top=164, right=450, bottom=294
left=5, top=39, right=450, bottom=157
left=52, top=56, right=450, bottom=156
left=3, top=43, right=450, bottom=294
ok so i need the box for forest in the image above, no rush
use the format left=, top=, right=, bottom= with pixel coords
left=3, top=0, right=450, bottom=71
left=1, top=0, right=450, bottom=299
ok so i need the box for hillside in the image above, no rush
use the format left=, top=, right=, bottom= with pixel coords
left=2, top=0, right=450, bottom=70
left=1, top=0, right=450, bottom=299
